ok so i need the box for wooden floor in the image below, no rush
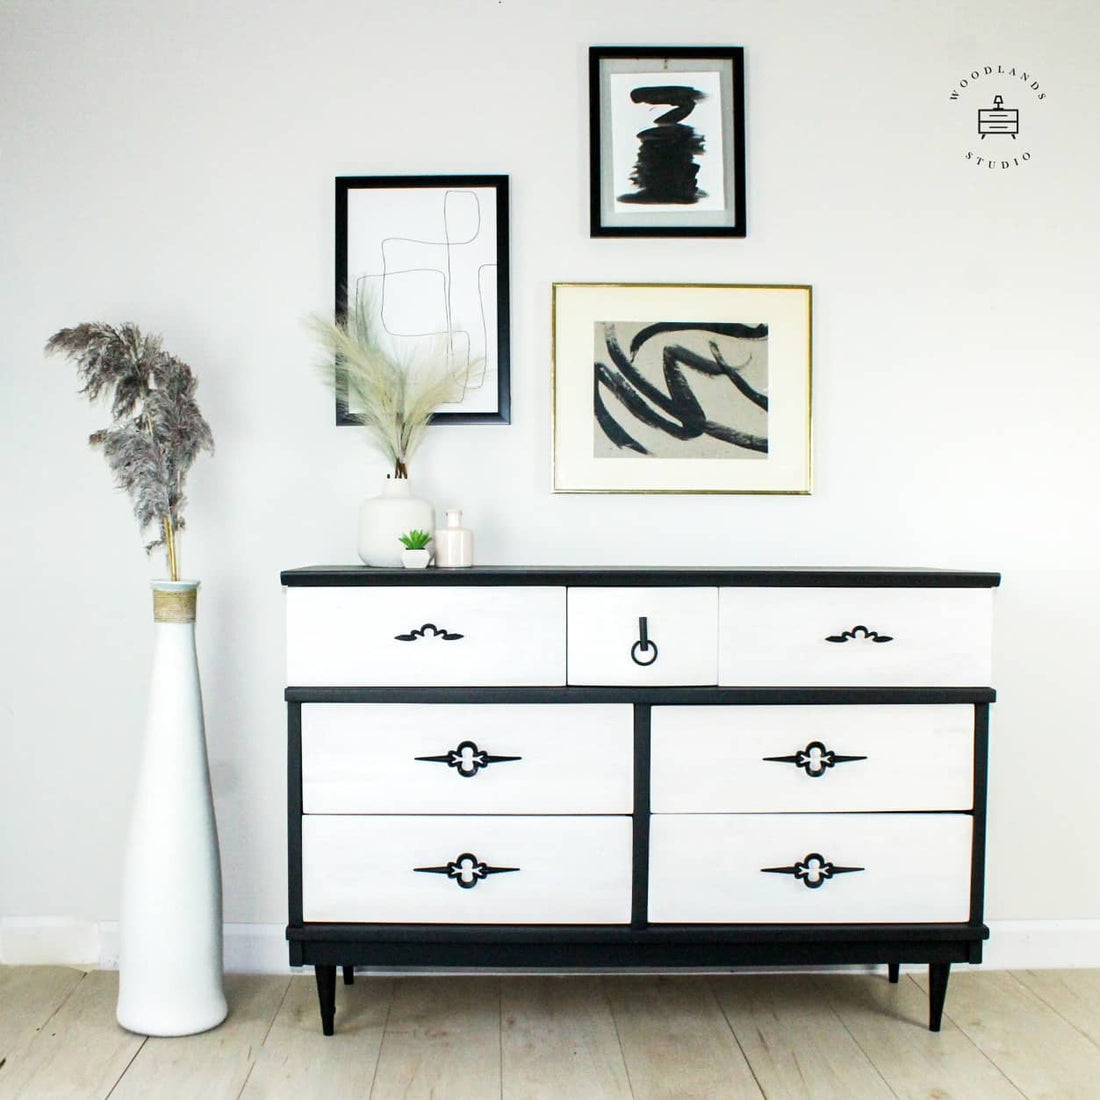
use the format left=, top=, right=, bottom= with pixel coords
left=0, top=967, right=1098, bottom=1099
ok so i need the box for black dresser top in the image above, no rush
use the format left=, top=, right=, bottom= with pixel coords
left=281, top=566, right=1001, bottom=588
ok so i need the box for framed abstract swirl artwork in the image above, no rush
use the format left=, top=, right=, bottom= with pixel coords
left=589, top=46, right=746, bottom=237
left=552, top=283, right=811, bottom=494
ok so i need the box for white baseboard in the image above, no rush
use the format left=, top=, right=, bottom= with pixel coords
left=5, top=918, right=1100, bottom=973
left=95, top=922, right=299, bottom=974
left=982, top=920, right=1100, bottom=969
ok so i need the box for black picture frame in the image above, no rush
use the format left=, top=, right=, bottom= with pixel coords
left=589, top=47, right=746, bottom=238
left=334, top=175, right=511, bottom=425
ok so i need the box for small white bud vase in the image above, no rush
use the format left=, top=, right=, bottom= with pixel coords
left=117, top=580, right=227, bottom=1036
left=434, top=509, right=473, bottom=568
left=358, top=478, right=433, bottom=568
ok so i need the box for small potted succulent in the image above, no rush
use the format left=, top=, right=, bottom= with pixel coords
left=398, top=529, right=432, bottom=569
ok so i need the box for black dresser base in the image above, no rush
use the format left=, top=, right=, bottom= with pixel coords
left=288, top=922, right=986, bottom=1035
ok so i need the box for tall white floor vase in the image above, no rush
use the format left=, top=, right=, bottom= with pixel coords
left=116, top=580, right=227, bottom=1036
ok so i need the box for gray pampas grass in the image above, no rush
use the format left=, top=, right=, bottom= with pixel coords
left=310, top=289, right=478, bottom=478
left=46, top=322, right=214, bottom=580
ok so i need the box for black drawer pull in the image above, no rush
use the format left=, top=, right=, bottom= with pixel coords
left=825, top=625, right=893, bottom=644
left=763, top=740, right=867, bottom=778
left=415, top=740, right=522, bottom=778
left=761, top=852, right=864, bottom=889
left=414, top=852, right=519, bottom=889
left=631, top=616, right=659, bottom=666
left=395, top=622, right=464, bottom=642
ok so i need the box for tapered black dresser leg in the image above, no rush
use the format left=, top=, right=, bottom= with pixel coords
left=888, top=963, right=900, bottom=984
left=315, top=964, right=337, bottom=1036
left=928, top=962, right=951, bottom=1031
left=343, top=965, right=355, bottom=985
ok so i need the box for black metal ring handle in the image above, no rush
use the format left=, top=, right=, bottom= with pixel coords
left=631, top=616, right=659, bottom=666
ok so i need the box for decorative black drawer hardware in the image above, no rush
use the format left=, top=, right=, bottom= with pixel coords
left=394, top=623, right=465, bottom=642
left=414, top=852, right=519, bottom=889
left=761, top=852, right=864, bottom=888
left=763, top=740, right=867, bottom=778
left=415, top=740, right=522, bottom=778
left=631, top=616, right=659, bottom=666
left=825, top=625, right=893, bottom=644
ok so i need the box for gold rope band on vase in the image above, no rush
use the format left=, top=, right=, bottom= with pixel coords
left=153, top=588, right=197, bottom=623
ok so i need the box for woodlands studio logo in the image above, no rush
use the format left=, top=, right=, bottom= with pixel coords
left=949, top=63, right=1047, bottom=170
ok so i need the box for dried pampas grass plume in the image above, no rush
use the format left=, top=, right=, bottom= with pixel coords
left=45, top=322, right=214, bottom=581
left=310, top=288, right=479, bottom=478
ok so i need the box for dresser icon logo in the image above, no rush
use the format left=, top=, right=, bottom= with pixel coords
left=949, top=63, right=1045, bottom=170
left=978, top=95, right=1019, bottom=139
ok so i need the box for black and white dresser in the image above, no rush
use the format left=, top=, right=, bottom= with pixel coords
left=282, top=567, right=998, bottom=1035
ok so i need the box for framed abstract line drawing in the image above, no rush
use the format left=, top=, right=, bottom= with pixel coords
left=335, top=175, right=510, bottom=425
left=552, top=283, right=811, bottom=494
left=589, top=47, right=746, bottom=237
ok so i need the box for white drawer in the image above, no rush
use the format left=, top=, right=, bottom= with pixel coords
left=651, top=704, right=974, bottom=812
left=301, top=703, right=634, bottom=813
left=286, top=586, right=566, bottom=686
left=649, top=813, right=972, bottom=924
left=567, top=587, right=718, bottom=685
left=302, top=815, right=633, bottom=924
left=718, top=587, right=993, bottom=686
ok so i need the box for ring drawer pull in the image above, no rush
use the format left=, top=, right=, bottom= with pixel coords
left=763, top=740, right=867, bottom=778
left=630, top=616, right=659, bottom=666
left=394, top=622, right=465, bottom=642
left=415, top=740, right=522, bottom=778
left=825, top=625, right=893, bottom=644
left=761, top=852, right=864, bottom=889
left=414, top=852, right=519, bottom=889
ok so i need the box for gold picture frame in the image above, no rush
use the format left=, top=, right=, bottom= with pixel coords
left=552, top=282, right=812, bottom=494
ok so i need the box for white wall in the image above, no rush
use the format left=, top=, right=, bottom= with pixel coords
left=3, top=0, right=1098, bottom=965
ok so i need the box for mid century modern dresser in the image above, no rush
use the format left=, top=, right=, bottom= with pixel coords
left=283, top=566, right=998, bottom=1035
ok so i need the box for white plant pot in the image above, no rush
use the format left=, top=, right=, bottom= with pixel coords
left=402, top=547, right=432, bottom=569
left=116, top=580, right=227, bottom=1036
left=358, top=478, right=433, bottom=568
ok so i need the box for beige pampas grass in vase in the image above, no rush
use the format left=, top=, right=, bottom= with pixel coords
left=310, top=287, right=478, bottom=479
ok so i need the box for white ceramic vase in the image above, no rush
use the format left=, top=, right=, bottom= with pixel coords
left=116, top=580, right=227, bottom=1036
left=358, top=478, right=433, bottom=567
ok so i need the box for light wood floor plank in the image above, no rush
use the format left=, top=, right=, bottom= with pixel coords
left=605, top=975, right=763, bottom=1100
left=239, top=974, right=392, bottom=1100
left=0, top=965, right=85, bottom=1070
left=1013, top=969, right=1100, bottom=1047
left=108, top=974, right=288, bottom=1100
left=914, top=969, right=1100, bottom=1099
left=710, top=973, right=894, bottom=1099
left=0, top=969, right=143, bottom=1100
left=370, top=976, right=501, bottom=1100
left=817, top=972, right=1024, bottom=1100
left=501, top=976, right=631, bottom=1099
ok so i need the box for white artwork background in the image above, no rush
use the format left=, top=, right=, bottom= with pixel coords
left=345, top=186, right=498, bottom=414
left=609, top=71, right=725, bottom=214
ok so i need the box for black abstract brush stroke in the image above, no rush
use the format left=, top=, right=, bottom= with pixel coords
left=628, top=321, right=767, bottom=354
left=594, top=369, right=648, bottom=453
left=595, top=324, right=767, bottom=455
left=628, top=322, right=768, bottom=412
left=619, top=85, right=707, bottom=205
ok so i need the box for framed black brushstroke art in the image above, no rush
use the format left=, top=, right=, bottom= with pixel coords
left=335, top=175, right=510, bottom=424
left=552, top=283, right=811, bottom=494
left=589, top=47, right=746, bottom=237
